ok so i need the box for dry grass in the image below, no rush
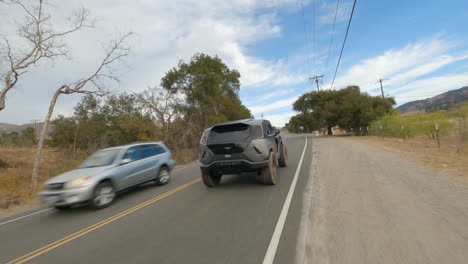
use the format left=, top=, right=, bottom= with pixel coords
left=0, top=146, right=197, bottom=213
left=0, top=147, right=84, bottom=210
left=353, top=135, right=468, bottom=180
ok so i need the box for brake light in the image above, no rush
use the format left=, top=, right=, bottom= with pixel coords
left=200, top=129, right=210, bottom=144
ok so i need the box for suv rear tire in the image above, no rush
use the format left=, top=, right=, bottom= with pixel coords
left=260, top=151, right=277, bottom=185
left=201, top=170, right=221, bottom=187
left=278, top=143, right=288, bottom=167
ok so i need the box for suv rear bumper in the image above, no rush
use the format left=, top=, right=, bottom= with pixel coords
left=200, top=159, right=269, bottom=175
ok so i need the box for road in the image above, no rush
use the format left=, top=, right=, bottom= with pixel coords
left=1, top=135, right=468, bottom=264
left=0, top=134, right=313, bottom=264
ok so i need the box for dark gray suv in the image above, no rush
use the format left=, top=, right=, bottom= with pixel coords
left=198, top=119, right=288, bottom=187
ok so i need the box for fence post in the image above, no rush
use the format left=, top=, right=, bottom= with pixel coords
left=401, top=125, right=405, bottom=142
left=435, top=123, right=440, bottom=148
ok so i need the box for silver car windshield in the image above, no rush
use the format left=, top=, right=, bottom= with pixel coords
left=79, top=149, right=121, bottom=168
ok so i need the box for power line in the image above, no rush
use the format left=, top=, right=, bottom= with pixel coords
left=330, top=0, right=358, bottom=90
left=324, top=0, right=340, bottom=82
left=312, top=0, right=316, bottom=76
left=301, top=0, right=312, bottom=79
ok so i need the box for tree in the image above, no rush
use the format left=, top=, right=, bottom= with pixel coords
left=31, top=32, right=133, bottom=191
left=139, top=86, right=181, bottom=143
left=0, top=0, right=95, bottom=111
left=292, top=86, right=395, bottom=134
left=18, top=127, right=36, bottom=146
left=160, top=53, right=251, bottom=146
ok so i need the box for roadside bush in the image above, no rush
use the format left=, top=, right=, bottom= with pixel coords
left=0, top=158, right=10, bottom=168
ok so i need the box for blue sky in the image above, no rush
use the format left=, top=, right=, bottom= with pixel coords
left=241, top=0, right=468, bottom=125
left=1, top=0, right=468, bottom=126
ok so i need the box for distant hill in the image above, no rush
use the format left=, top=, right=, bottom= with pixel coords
left=397, top=86, right=468, bottom=114
left=0, top=122, right=46, bottom=135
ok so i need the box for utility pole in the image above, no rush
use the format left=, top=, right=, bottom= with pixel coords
left=377, top=78, right=386, bottom=98
left=310, top=75, right=324, bottom=92
left=30, top=119, right=40, bottom=143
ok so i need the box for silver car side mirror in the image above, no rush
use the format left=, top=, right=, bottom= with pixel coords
left=120, top=158, right=132, bottom=165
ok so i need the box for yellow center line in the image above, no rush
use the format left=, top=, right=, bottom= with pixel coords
left=6, top=178, right=202, bottom=264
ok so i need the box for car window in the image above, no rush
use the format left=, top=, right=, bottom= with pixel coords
left=79, top=149, right=121, bottom=168
left=123, top=146, right=145, bottom=162
left=267, top=123, right=274, bottom=135
left=208, top=123, right=251, bottom=144
left=251, top=125, right=263, bottom=139
left=263, top=122, right=272, bottom=136
left=150, top=145, right=166, bottom=155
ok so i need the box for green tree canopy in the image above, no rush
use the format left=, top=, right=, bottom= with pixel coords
left=289, top=86, right=395, bottom=133
left=161, top=53, right=251, bottom=130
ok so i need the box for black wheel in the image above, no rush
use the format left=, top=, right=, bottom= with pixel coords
left=278, top=143, right=288, bottom=167
left=201, top=169, right=221, bottom=187
left=155, top=167, right=171, bottom=186
left=89, top=181, right=116, bottom=209
left=260, top=151, right=278, bottom=185
left=54, top=205, right=71, bottom=211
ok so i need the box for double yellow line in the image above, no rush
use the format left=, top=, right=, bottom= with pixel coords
left=6, top=178, right=201, bottom=264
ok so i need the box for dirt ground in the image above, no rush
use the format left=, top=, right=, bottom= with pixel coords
left=351, top=135, right=468, bottom=180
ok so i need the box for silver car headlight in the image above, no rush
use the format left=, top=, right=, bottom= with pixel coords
left=64, top=176, right=92, bottom=189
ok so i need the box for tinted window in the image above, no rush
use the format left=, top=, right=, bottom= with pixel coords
left=208, top=123, right=251, bottom=144
left=263, top=122, right=272, bottom=136
left=123, top=146, right=147, bottom=162
left=149, top=145, right=166, bottom=156
left=251, top=125, right=263, bottom=139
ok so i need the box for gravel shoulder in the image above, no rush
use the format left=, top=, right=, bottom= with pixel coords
left=305, top=137, right=468, bottom=264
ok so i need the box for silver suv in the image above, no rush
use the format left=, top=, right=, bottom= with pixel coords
left=39, top=142, right=175, bottom=210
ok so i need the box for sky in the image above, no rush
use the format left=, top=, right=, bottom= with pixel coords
left=1, top=0, right=468, bottom=127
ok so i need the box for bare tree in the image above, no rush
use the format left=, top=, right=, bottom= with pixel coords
left=139, top=86, right=181, bottom=142
left=31, top=32, right=133, bottom=191
left=0, top=0, right=94, bottom=111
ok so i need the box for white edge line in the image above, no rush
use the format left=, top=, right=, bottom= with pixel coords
left=295, top=139, right=317, bottom=264
left=263, top=135, right=308, bottom=264
left=0, top=208, right=52, bottom=226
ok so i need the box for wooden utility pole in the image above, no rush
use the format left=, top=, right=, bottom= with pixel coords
left=377, top=78, right=386, bottom=98
left=30, top=119, right=40, bottom=143
left=310, top=75, right=324, bottom=92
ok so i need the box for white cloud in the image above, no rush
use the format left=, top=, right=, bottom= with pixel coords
left=393, top=72, right=468, bottom=105
left=248, top=96, right=299, bottom=114
left=319, top=0, right=353, bottom=25
left=263, top=111, right=296, bottom=127
left=0, top=0, right=306, bottom=124
left=326, top=37, right=468, bottom=93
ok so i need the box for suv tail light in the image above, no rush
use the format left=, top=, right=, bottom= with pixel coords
left=200, top=129, right=210, bottom=144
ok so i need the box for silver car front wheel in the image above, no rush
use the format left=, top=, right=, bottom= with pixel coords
left=89, top=182, right=115, bottom=209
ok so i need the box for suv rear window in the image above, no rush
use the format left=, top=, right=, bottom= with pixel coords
left=208, top=123, right=251, bottom=144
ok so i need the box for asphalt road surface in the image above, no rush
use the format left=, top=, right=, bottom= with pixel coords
left=0, top=134, right=313, bottom=264
left=2, top=135, right=468, bottom=264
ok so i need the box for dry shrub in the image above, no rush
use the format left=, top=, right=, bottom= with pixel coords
left=0, top=147, right=85, bottom=209
left=173, top=148, right=198, bottom=166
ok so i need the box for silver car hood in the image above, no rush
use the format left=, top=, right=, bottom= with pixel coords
left=46, top=165, right=115, bottom=184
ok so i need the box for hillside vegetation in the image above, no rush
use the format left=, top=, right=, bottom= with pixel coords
left=397, top=86, right=468, bottom=114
